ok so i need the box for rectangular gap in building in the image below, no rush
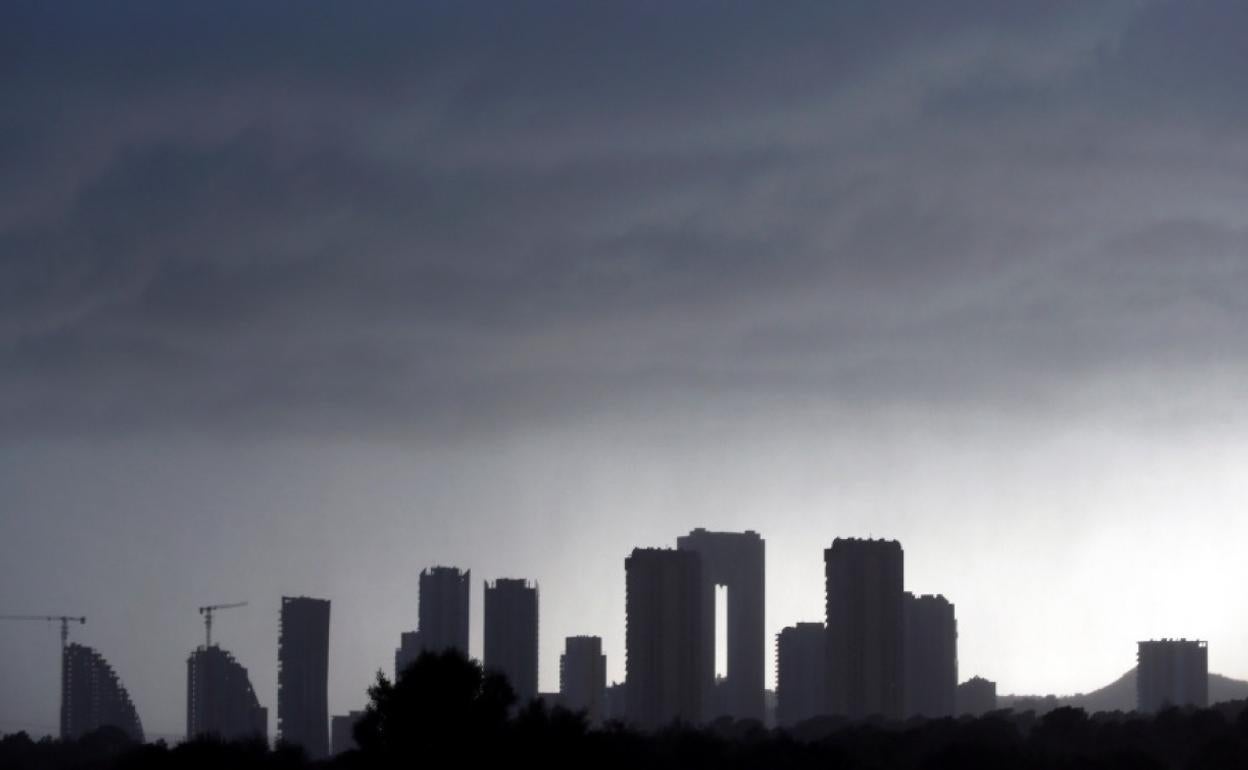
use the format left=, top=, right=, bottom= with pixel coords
left=715, top=584, right=729, bottom=680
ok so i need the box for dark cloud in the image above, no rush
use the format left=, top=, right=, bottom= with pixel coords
left=3, top=0, right=1247, bottom=439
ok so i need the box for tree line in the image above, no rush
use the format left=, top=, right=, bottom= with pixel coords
left=5, top=649, right=1248, bottom=770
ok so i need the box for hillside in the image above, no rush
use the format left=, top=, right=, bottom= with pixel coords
left=1000, top=668, right=1248, bottom=713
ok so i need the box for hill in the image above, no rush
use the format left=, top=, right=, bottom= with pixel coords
left=1000, top=668, right=1248, bottom=713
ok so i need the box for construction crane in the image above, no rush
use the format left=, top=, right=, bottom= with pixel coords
left=1, top=615, right=86, bottom=740
left=197, top=602, right=246, bottom=647
left=0, top=615, right=86, bottom=649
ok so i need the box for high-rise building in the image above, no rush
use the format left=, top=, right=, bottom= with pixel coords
left=483, top=578, right=539, bottom=703
left=61, top=643, right=144, bottom=742
left=277, top=596, right=330, bottom=759
left=604, top=682, right=628, bottom=723
left=537, top=691, right=563, bottom=709
left=675, top=528, right=766, bottom=721
left=776, top=622, right=826, bottom=726
left=625, top=547, right=704, bottom=729
left=187, top=645, right=267, bottom=741
left=824, top=538, right=905, bottom=720
left=560, top=636, right=606, bottom=723
left=1137, top=639, right=1208, bottom=713
left=419, top=566, right=470, bottom=656
left=903, top=593, right=957, bottom=718
left=763, top=688, right=777, bottom=729
left=955, top=676, right=997, bottom=716
left=394, top=631, right=422, bottom=679
left=330, top=710, right=365, bottom=755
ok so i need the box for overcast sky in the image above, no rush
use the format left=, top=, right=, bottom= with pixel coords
left=4, top=0, right=1248, bottom=741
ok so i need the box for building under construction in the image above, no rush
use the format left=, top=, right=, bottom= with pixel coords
left=61, top=642, right=144, bottom=742
left=187, top=645, right=267, bottom=741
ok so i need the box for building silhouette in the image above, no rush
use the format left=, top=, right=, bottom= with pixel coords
left=394, top=631, right=421, bottom=679
left=61, top=643, right=144, bottom=742
left=776, top=622, right=826, bottom=726
left=560, top=635, right=606, bottom=724
left=186, top=645, right=267, bottom=741
left=625, top=547, right=704, bottom=729
left=419, top=566, right=470, bottom=656
left=483, top=578, right=539, bottom=703
left=277, top=596, right=330, bottom=759
left=1137, top=639, right=1208, bottom=713
left=955, top=676, right=997, bottom=716
left=824, top=538, right=905, bottom=719
left=330, top=710, right=364, bottom=755
left=676, top=528, right=765, bottom=721
left=537, top=691, right=563, bottom=709
left=903, top=592, right=957, bottom=718
left=604, top=682, right=628, bottom=722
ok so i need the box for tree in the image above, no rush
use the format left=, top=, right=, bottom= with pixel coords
left=352, top=648, right=515, bottom=765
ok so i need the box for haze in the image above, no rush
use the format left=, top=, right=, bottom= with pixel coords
left=3, top=0, right=1248, bottom=741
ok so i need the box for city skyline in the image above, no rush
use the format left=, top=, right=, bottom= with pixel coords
left=0, top=529, right=1231, bottom=741
left=5, top=0, right=1248, bottom=746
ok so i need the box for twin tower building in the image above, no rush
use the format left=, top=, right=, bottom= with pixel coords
left=624, top=529, right=767, bottom=727
left=627, top=531, right=958, bottom=729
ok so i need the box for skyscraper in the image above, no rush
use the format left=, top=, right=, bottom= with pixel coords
left=560, top=635, right=606, bottom=724
left=903, top=592, right=957, bottom=718
left=824, top=538, right=905, bottom=719
left=1137, top=639, right=1208, bottom=712
left=419, top=566, right=470, bottom=656
left=776, top=622, right=826, bottom=726
left=675, top=528, right=765, bottom=721
left=187, top=645, right=267, bottom=741
left=624, top=547, right=704, bottom=729
left=61, top=643, right=144, bottom=742
left=604, top=682, right=628, bottom=722
left=277, top=596, right=330, bottom=759
left=483, top=578, right=539, bottom=703
left=330, top=710, right=365, bottom=755
left=394, top=630, right=422, bottom=679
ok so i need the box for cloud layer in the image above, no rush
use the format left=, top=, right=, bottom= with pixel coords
left=5, top=1, right=1248, bottom=438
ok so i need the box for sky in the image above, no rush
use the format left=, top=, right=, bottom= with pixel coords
left=3, top=0, right=1248, bottom=741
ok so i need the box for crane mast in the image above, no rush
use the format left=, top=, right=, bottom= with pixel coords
left=1, top=614, right=87, bottom=739
left=0, top=615, right=86, bottom=649
left=197, top=602, right=247, bottom=647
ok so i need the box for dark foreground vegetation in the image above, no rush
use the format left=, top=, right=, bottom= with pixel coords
left=6, top=651, right=1248, bottom=770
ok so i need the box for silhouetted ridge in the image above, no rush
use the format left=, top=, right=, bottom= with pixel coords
left=1001, top=668, right=1248, bottom=713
